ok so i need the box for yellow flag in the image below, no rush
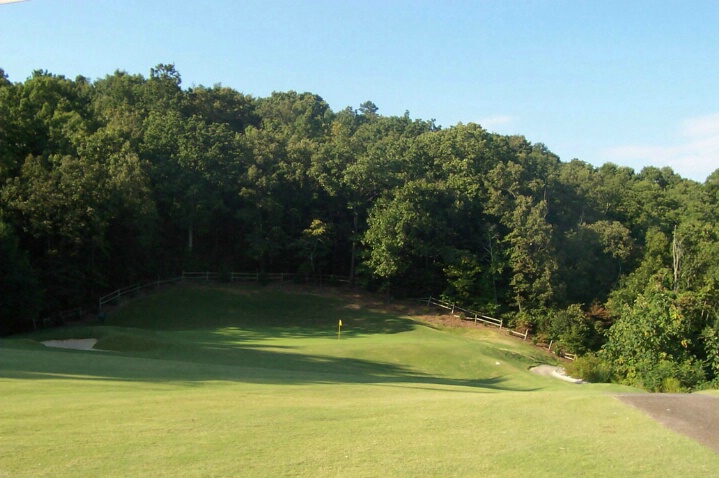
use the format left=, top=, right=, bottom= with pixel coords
left=339, top=320, right=343, bottom=327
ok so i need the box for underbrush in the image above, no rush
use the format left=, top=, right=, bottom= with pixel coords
left=564, top=353, right=612, bottom=383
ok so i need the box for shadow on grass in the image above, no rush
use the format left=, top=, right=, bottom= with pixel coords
left=102, top=286, right=416, bottom=337
left=3, top=286, right=540, bottom=392
left=0, top=343, right=537, bottom=393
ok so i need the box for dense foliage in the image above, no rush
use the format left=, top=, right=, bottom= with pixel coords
left=1, top=65, right=718, bottom=389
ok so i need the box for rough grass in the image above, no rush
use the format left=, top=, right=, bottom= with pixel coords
left=2, top=284, right=718, bottom=477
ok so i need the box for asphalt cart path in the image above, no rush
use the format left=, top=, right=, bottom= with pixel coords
left=616, top=393, right=719, bottom=454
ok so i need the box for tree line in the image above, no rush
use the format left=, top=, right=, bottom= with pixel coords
left=1, top=65, right=718, bottom=390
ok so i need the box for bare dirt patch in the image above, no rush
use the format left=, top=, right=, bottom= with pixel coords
left=617, top=394, right=719, bottom=454
left=413, top=312, right=483, bottom=329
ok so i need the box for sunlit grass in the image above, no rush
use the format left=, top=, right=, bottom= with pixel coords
left=1, top=284, right=717, bottom=477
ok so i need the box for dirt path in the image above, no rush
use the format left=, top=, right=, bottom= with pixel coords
left=616, top=394, right=719, bottom=454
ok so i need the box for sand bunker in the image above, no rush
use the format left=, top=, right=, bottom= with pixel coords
left=41, top=338, right=98, bottom=351
left=531, top=364, right=583, bottom=383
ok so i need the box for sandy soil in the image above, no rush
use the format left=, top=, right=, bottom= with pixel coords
left=41, top=338, right=98, bottom=351
left=530, top=364, right=583, bottom=383
left=617, top=394, right=719, bottom=454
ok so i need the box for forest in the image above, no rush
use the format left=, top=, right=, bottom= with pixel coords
left=1, top=65, right=718, bottom=391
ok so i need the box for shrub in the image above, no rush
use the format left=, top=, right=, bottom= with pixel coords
left=660, top=377, right=683, bottom=393
left=547, top=304, right=592, bottom=355
left=565, top=353, right=611, bottom=383
left=640, top=359, right=705, bottom=392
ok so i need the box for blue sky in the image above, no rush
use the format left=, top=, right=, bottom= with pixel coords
left=2, top=0, right=718, bottom=182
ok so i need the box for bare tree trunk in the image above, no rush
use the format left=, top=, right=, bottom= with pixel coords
left=672, top=225, right=682, bottom=292
left=349, top=212, right=358, bottom=286
left=516, top=294, right=523, bottom=313
left=486, top=231, right=499, bottom=304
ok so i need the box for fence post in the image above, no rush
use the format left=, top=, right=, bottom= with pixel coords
left=427, top=296, right=432, bottom=306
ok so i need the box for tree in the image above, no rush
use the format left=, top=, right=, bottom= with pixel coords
left=544, top=304, right=594, bottom=354
left=185, top=84, right=258, bottom=133
left=363, top=179, right=452, bottom=291
left=0, top=70, right=92, bottom=182
left=358, top=100, right=379, bottom=120
left=256, top=91, right=331, bottom=139
left=2, top=152, right=112, bottom=307
left=0, top=219, right=43, bottom=335
left=706, top=168, right=719, bottom=204
left=294, top=219, right=333, bottom=276
left=77, top=126, right=159, bottom=283
left=602, top=287, right=706, bottom=391
left=504, top=196, right=557, bottom=315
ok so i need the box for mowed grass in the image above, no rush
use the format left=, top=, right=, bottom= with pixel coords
left=2, top=285, right=718, bottom=477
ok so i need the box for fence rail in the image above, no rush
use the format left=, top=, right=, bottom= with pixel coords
left=99, top=277, right=187, bottom=309
left=229, top=272, right=352, bottom=284
left=230, top=272, right=293, bottom=282
left=416, top=296, right=503, bottom=329
left=509, top=329, right=530, bottom=340
left=99, top=283, right=141, bottom=309
left=182, top=271, right=219, bottom=281
left=416, top=296, right=536, bottom=342
left=98, top=272, right=354, bottom=310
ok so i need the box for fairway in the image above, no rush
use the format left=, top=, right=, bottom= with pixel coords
left=1, top=285, right=718, bottom=477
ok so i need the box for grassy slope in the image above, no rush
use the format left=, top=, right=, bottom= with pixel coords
left=1, top=284, right=718, bottom=477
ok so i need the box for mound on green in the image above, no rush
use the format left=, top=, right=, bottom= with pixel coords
left=1, top=284, right=717, bottom=478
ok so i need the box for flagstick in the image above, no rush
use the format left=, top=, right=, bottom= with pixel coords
left=338, top=319, right=342, bottom=340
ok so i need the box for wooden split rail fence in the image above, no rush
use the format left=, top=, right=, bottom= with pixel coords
left=414, top=297, right=583, bottom=359
left=417, top=296, right=504, bottom=329
left=98, top=277, right=181, bottom=310
left=508, top=328, right=530, bottom=340
left=98, top=272, right=354, bottom=310
left=417, top=296, right=533, bottom=341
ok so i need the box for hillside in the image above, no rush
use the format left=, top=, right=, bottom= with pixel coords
left=2, top=284, right=718, bottom=477
left=2, top=66, right=719, bottom=390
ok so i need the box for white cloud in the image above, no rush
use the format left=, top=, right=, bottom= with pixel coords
left=603, top=113, right=719, bottom=182
left=681, top=113, right=719, bottom=138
